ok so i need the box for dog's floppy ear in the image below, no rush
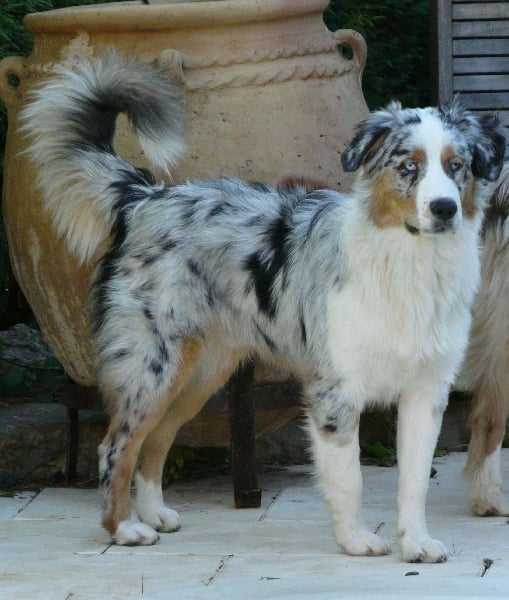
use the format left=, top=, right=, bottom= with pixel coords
left=470, top=113, right=506, bottom=182
left=443, top=100, right=506, bottom=182
left=341, top=103, right=399, bottom=172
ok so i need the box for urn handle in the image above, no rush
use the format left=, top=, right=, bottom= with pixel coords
left=0, top=56, right=25, bottom=109
left=333, top=29, right=367, bottom=80
left=156, top=48, right=187, bottom=86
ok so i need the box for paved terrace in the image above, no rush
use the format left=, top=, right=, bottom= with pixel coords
left=1, top=451, right=508, bottom=599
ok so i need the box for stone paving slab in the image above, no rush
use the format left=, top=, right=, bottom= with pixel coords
left=1, top=453, right=508, bottom=599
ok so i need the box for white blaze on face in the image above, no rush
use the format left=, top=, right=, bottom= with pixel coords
left=412, top=114, right=462, bottom=232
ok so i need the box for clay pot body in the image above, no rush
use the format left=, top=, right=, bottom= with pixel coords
left=0, top=1, right=368, bottom=437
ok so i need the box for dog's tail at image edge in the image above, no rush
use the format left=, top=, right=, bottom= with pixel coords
left=20, top=50, right=186, bottom=264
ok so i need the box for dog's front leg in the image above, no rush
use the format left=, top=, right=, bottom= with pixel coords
left=397, top=384, right=449, bottom=563
left=307, top=383, right=391, bottom=557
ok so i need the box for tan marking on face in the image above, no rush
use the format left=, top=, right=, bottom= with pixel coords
left=461, top=177, right=480, bottom=220
left=440, top=145, right=458, bottom=172
left=369, top=170, right=419, bottom=229
left=440, top=145, right=478, bottom=219
left=412, top=147, right=426, bottom=166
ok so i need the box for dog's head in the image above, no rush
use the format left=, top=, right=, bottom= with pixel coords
left=341, top=100, right=506, bottom=235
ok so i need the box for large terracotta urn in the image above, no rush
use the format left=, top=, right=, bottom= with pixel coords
left=0, top=1, right=368, bottom=407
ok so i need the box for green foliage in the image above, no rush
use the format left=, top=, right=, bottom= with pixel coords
left=0, top=338, right=64, bottom=399
left=1, top=362, right=35, bottom=388
left=164, top=446, right=230, bottom=483
left=324, top=0, right=430, bottom=109
left=361, top=440, right=394, bottom=460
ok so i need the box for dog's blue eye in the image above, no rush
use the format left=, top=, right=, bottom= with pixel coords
left=402, top=159, right=418, bottom=173
left=449, top=160, right=463, bottom=172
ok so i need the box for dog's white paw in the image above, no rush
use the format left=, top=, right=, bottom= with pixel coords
left=112, top=521, right=160, bottom=546
left=399, top=533, right=448, bottom=563
left=134, top=475, right=182, bottom=532
left=467, top=448, right=509, bottom=517
left=138, top=505, right=181, bottom=533
left=338, top=530, right=391, bottom=557
left=470, top=488, right=509, bottom=517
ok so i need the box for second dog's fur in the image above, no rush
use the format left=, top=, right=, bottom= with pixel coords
left=21, top=52, right=506, bottom=562
left=459, top=164, right=509, bottom=517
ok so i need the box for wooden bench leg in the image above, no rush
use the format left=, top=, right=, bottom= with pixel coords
left=228, top=361, right=262, bottom=508
left=62, top=379, right=102, bottom=485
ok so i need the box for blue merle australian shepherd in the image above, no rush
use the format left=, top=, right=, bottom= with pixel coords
left=21, top=52, right=505, bottom=562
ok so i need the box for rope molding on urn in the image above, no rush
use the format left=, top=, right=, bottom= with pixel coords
left=1, top=31, right=365, bottom=98
left=157, top=31, right=365, bottom=90
left=158, top=51, right=355, bottom=90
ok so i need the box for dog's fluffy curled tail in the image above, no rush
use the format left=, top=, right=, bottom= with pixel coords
left=21, top=51, right=185, bottom=263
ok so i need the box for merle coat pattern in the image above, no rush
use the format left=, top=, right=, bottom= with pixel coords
left=21, top=52, right=506, bottom=562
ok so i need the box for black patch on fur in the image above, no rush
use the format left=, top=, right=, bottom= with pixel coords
left=322, top=421, right=337, bottom=433
left=157, top=336, right=169, bottom=364
left=143, top=305, right=154, bottom=322
left=108, top=167, right=165, bottom=245
left=160, top=238, right=177, bottom=252
left=137, top=279, right=155, bottom=293
left=253, top=321, right=277, bottom=351
left=208, top=203, right=226, bottom=218
left=246, top=215, right=264, bottom=228
left=341, top=117, right=392, bottom=172
left=100, top=472, right=111, bottom=487
left=402, top=113, right=422, bottom=126
left=244, top=252, right=274, bottom=316
left=249, top=181, right=272, bottom=193
left=322, top=404, right=357, bottom=439
left=300, top=312, right=307, bottom=346
left=306, top=198, right=335, bottom=239
left=244, top=208, right=292, bottom=318
left=304, top=190, right=330, bottom=202
left=67, top=100, right=117, bottom=153
left=92, top=244, right=123, bottom=334
left=149, top=359, right=163, bottom=377
left=471, top=114, right=507, bottom=182
left=387, top=144, right=407, bottom=161
left=178, top=194, right=203, bottom=224
left=187, top=259, right=200, bottom=278
left=141, top=253, right=160, bottom=267
left=187, top=259, right=215, bottom=307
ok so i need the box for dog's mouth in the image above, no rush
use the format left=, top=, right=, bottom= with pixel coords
left=432, top=221, right=456, bottom=233
left=404, top=220, right=456, bottom=236
left=404, top=221, right=420, bottom=235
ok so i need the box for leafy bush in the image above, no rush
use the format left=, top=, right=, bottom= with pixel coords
left=324, top=0, right=430, bottom=109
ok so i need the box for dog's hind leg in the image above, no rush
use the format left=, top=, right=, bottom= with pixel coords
left=98, top=337, right=202, bottom=546
left=134, top=346, right=242, bottom=532
left=306, top=382, right=391, bottom=557
left=465, top=380, right=509, bottom=516
left=462, top=169, right=509, bottom=517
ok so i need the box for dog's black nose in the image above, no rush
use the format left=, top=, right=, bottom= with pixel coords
left=430, top=198, right=458, bottom=221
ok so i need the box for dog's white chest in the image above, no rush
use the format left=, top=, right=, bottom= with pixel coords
left=324, top=236, right=477, bottom=403
left=325, top=287, right=425, bottom=399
